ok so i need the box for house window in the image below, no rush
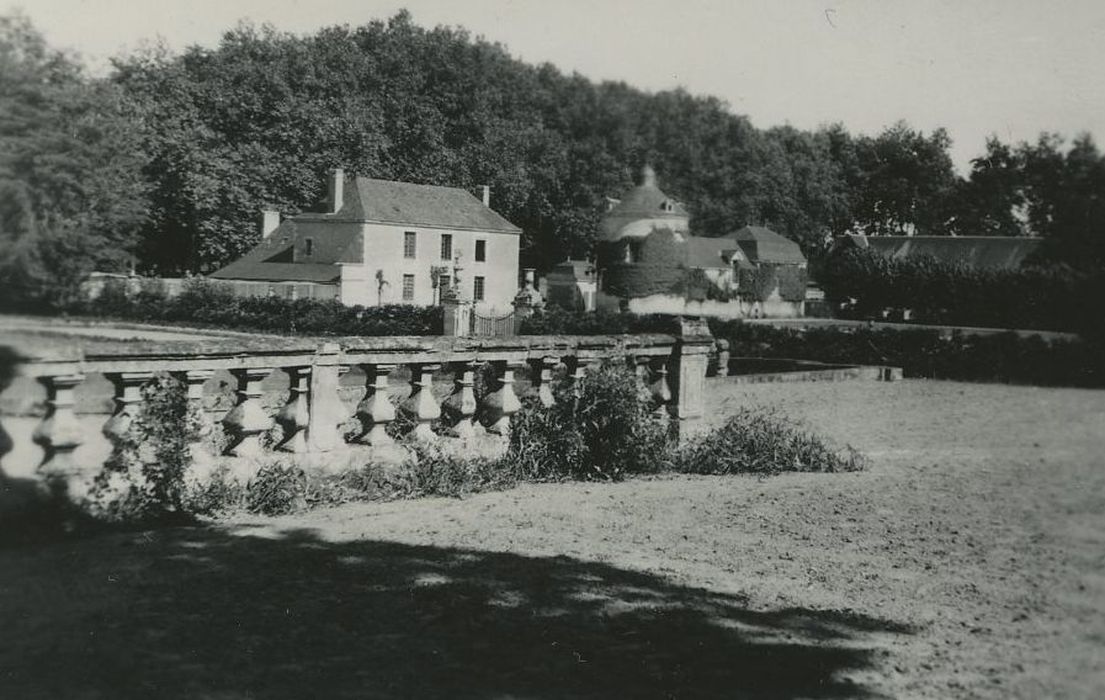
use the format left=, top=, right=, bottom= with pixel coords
left=625, top=242, right=640, bottom=263
left=473, top=275, right=485, bottom=301
left=304, top=238, right=314, bottom=257
left=438, top=274, right=451, bottom=290
left=474, top=239, right=486, bottom=262
left=404, top=231, right=417, bottom=259
left=402, top=274, right=415, bottom=301
left=440, top=234, right=452, bottom=261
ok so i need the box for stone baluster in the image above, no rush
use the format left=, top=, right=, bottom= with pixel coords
left=177, top=370, right=214, bottom=432
left=32, top=373, right=85, bottom=495
left=480, top=360, right=522, bottom=435
left=441, top=361, right=480, bottom=438
left=276, top=366, right=311, bottom=452
left=400, top=363, right=441, bottom=440
left=102, top=371, right=154, bottom=441
left=222, top=367, right=273, bottom=457
left=715, top=339, right=731, bottom=377
left=650, top=359, right=673, bottom=416
left=569, top=357, right=591, bottom=399
left=356, top=364, right=396, bottom=446
left=530, top=356, right=558, bottom=408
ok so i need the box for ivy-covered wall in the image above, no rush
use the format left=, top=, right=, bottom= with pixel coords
left=598, top=228, right=689, bottom=299
left=737, top=265, right=809, bottom=302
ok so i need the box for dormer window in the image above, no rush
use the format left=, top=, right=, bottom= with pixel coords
left=661, top=200, right=675, bottom=213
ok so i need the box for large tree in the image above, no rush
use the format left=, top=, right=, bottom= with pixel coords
left=0, top=12, right=149, bottom=306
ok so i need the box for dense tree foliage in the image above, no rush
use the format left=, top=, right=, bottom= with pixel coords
left=2, top=10, right=1104, bottom=309
left=0, top=14, right=149, bottom=305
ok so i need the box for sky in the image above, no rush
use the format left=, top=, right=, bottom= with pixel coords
left=12, top=0, right=1105, bottom=173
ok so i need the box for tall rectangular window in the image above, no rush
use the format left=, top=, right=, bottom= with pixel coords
left=402, top=274, right=415, bottom=301
left=474, top=239, right=486, bottom=262
left=304, top=238, right=314, bottom=257
left=440, top=234, right=452, bottom=261
left=403, top=231, right=417, bottom=259
left=473, top=275, right=485, bottom=301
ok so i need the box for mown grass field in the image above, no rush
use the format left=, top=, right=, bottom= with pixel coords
left=2, top=379, right=1103, bottom=698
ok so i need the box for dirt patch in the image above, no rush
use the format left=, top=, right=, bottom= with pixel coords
left=2, top=380, right=1103, bottom=698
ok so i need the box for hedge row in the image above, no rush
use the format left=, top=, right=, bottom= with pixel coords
left=818, top=246, right=1101, bottom=335
left=519, top=308, right=1104, bottom=387
left=712, top=320, right=1104, bottom=387
left=68, top=278, right=443, bottom=336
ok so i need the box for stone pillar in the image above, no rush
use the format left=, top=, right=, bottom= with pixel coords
left=307, top=343, right=344, bottom=452
left=441, top=361, right=480, bottom=438
left=32, top=374, right=86, bottom=496
left=102, top=371, right=153, bottom=441
left=277, top=366, right=311, bottom=453
left=715, top=339, right=730, bottom=377
left=222, top=368, right=273, bottom=457
left=401, top=363, right=441, bottom=440
left=480, top=360, right=522, bottom=435
left=442, top=298, right=472, bottom=337
left=356, top=364, right=396, bottom=446
left=671, top=335, right=713, bottom=441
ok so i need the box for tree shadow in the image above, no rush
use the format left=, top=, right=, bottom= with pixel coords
left=0, top=524, right=912, bottom=699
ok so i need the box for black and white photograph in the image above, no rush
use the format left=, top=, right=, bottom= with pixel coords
left=1, top=1, right=1103, bottom=697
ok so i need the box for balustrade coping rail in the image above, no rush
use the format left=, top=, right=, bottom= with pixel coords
left=4, top=333, right=697, bottom=377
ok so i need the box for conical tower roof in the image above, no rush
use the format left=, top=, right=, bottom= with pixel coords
left=601, top=165, right=690, bottom=241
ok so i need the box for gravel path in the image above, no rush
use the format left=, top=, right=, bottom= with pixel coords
left=2, top=379, right=1103, bottom=698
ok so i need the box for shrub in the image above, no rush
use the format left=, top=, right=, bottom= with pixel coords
left=672, top=406, right=868, bottom=475
left=507, top=362, right=671, bottom=481
left=246, top=462, right=308, bottom=515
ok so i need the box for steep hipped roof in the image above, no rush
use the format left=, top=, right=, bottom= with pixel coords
left=685, top=236, right=751, bottom=270
left=304, top=177, right=521, bottom=234
left=853, top=235, right=1041, bottom=269
left=723, top=226, right=806, bottom=265
left=601, top=165, right=690, bottom=242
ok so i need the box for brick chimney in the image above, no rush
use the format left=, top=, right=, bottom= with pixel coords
left=327, top=168, right=345, bottom=214
left=481, top=185, right=490, bottom=207
left=260, top=209, right=280, bottom=238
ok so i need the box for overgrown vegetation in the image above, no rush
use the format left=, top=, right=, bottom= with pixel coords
left=672, top=407, right=868, bottom=475
left=65, top=277, right=443, bottom=336
left=86, top=375, right=203, bottom=522
left=506, top=363, right=672, bottom=481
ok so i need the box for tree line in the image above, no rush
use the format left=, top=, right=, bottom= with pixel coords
left=2, top=10, right=1103, bottom=308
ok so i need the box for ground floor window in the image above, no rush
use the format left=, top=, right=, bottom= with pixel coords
left=473, top=275, right=485, bottom=301
left=402, top=274, right=415, bottom=301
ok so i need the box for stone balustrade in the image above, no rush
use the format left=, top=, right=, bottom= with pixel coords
left=0, top=330, right=713, bottom=502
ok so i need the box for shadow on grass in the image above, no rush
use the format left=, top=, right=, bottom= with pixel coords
left=0, top=523, right=912, bottom=698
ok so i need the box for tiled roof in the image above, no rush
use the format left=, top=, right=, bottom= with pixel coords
left=685, top=236, right=749, bottom=269
left=210, top=261, right=341, bottom=283
left=600, top=166, right=690, bottom=241
left=856, top=235, right=1041, bottom=270
left=723, top=226, right=806, bottom=265
left=304, top=177, right=521, bottom=233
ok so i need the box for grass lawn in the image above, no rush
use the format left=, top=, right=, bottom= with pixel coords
left=2, top=379, right=1103, bottom=698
